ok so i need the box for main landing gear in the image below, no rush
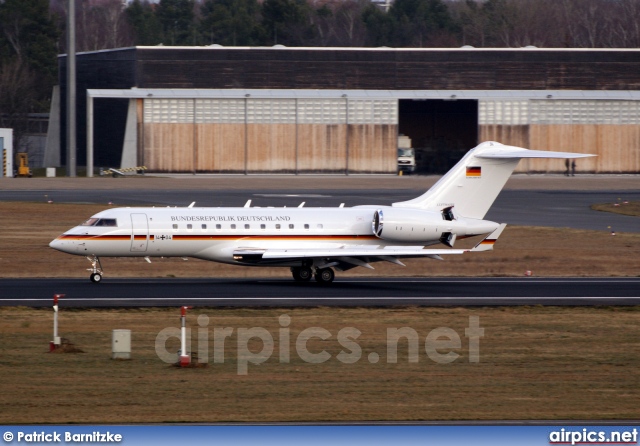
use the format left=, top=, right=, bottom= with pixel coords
left=291, top=266, right=313, bottom=282
left=87, top=256, right=103, bottom=284
left=290, top=266, right=335, bottom=284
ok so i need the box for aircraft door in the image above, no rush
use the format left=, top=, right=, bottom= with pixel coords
left=130, top=213, right=149, bottom=252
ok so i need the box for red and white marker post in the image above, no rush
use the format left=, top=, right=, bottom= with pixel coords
left=50, top=294, right=65, bottom=351
left=179, top=306, right=193, bottom=367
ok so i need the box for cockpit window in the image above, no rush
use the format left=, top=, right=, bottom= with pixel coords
left=80, top=218, right=117, bottom=227
left=96, top=219, right=117, bottom=227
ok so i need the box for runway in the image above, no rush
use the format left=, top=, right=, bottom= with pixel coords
left=1, top=278, right=638, bottom=307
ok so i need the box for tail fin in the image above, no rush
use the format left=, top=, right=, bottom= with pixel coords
left=392, top=141, right=595, bottom=219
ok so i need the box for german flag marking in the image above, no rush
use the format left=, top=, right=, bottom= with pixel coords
left=466, top=166, right=481, bottom=177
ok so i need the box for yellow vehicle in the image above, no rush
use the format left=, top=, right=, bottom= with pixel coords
left=16, top=153, right=32, bottom=177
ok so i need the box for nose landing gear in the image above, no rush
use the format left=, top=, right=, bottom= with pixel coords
left=86, top=256, right=103, bottom=283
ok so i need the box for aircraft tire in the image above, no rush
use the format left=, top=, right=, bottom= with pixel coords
left=315, top=268, right=335, bottom=284
left=90, top=273, right=102, bottom=284
left=291, top=267, right=312, bottom=282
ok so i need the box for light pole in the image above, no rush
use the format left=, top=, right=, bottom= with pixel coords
left=66, top=0, right=76, bottom=177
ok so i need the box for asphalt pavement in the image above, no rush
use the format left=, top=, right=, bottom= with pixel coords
left=1, top=278, right=638, bottom=307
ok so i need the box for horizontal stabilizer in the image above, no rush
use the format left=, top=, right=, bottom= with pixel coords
left=392, top=142, right=594, bottom=219
left=470, top=223, right=507, bottom=252
left=476, top=148, right=595, bottom=159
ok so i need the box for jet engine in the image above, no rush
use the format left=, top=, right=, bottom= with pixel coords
left=372, top=208, right=443, bottom=243
left=372, top=207, right=500, bottom=245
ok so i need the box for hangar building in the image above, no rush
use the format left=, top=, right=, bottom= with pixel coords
left=58, top=47, right=640, bottom=175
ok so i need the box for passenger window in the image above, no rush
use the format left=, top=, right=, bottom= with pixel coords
left=231, top=224, right=236, bottom=230
left=187, top=224, right=192, bottom=230
left=202, top=224, right=207, bottom=230
left=289, top=224, right=294, bottom=229
left=260, top=224, right=266, bottom=230
left=245, top=224, right=250, bottom=229
left=216, top=224, right=221, bottom=230
left=276, top=224, right=281, bottom=230
left=172, top=224, right=178, bottom=230
left=304, top=224, right=309, bottom=230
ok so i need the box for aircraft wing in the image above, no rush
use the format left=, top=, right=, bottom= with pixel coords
left=233, top=224, right=506, bottom=269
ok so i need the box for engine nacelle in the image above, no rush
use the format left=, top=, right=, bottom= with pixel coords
left=372, top=207, right=500, bottom=244
left=372, top=208, right=443, bottom=243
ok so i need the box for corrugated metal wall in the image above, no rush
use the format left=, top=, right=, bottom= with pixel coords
left=141, top=98, right=397, bottom=173
left=479, top=100, right=640, bottom=173
left=131, top=48, right=640, bottom=91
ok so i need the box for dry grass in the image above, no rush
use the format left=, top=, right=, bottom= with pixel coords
left=1, top=201, right=639, bottom=279
left=591, top=201, right=640, bottom=217
left=0, top=306, right=639, bottom=423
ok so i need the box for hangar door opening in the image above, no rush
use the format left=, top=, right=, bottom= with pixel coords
left=398, top=99, right=478, bottom=174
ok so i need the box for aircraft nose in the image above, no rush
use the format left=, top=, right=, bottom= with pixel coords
left=49, top=237, right=67, bottom=252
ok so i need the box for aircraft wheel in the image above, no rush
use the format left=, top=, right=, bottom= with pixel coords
left=315, top=268, right=335, bottom=284
left=90, top=272, right=103, bottom=284
left=291, top=267, right=312, bottom=282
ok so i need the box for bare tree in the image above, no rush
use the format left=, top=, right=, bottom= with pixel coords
left=52, top=0, right=135, bottom=53
left=559, top=0, right=613, bottom=48
left=504, top=0, right=561, bottom=48
left=333, top=0, right=370, bottom=46
left=607, top=0, right=640, bottom=47
left=78, top=0, right=135, bottom=51
left=449, top=0, right=630, bottom=48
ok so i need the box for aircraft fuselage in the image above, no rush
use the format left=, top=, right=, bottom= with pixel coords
left=50, top=206, right=498, bottom=266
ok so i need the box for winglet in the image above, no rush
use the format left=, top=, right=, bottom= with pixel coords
left=470, top=223, right=507, bottom=252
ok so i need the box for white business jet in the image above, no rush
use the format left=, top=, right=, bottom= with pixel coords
left=50, top=142, right=593, bottom=284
